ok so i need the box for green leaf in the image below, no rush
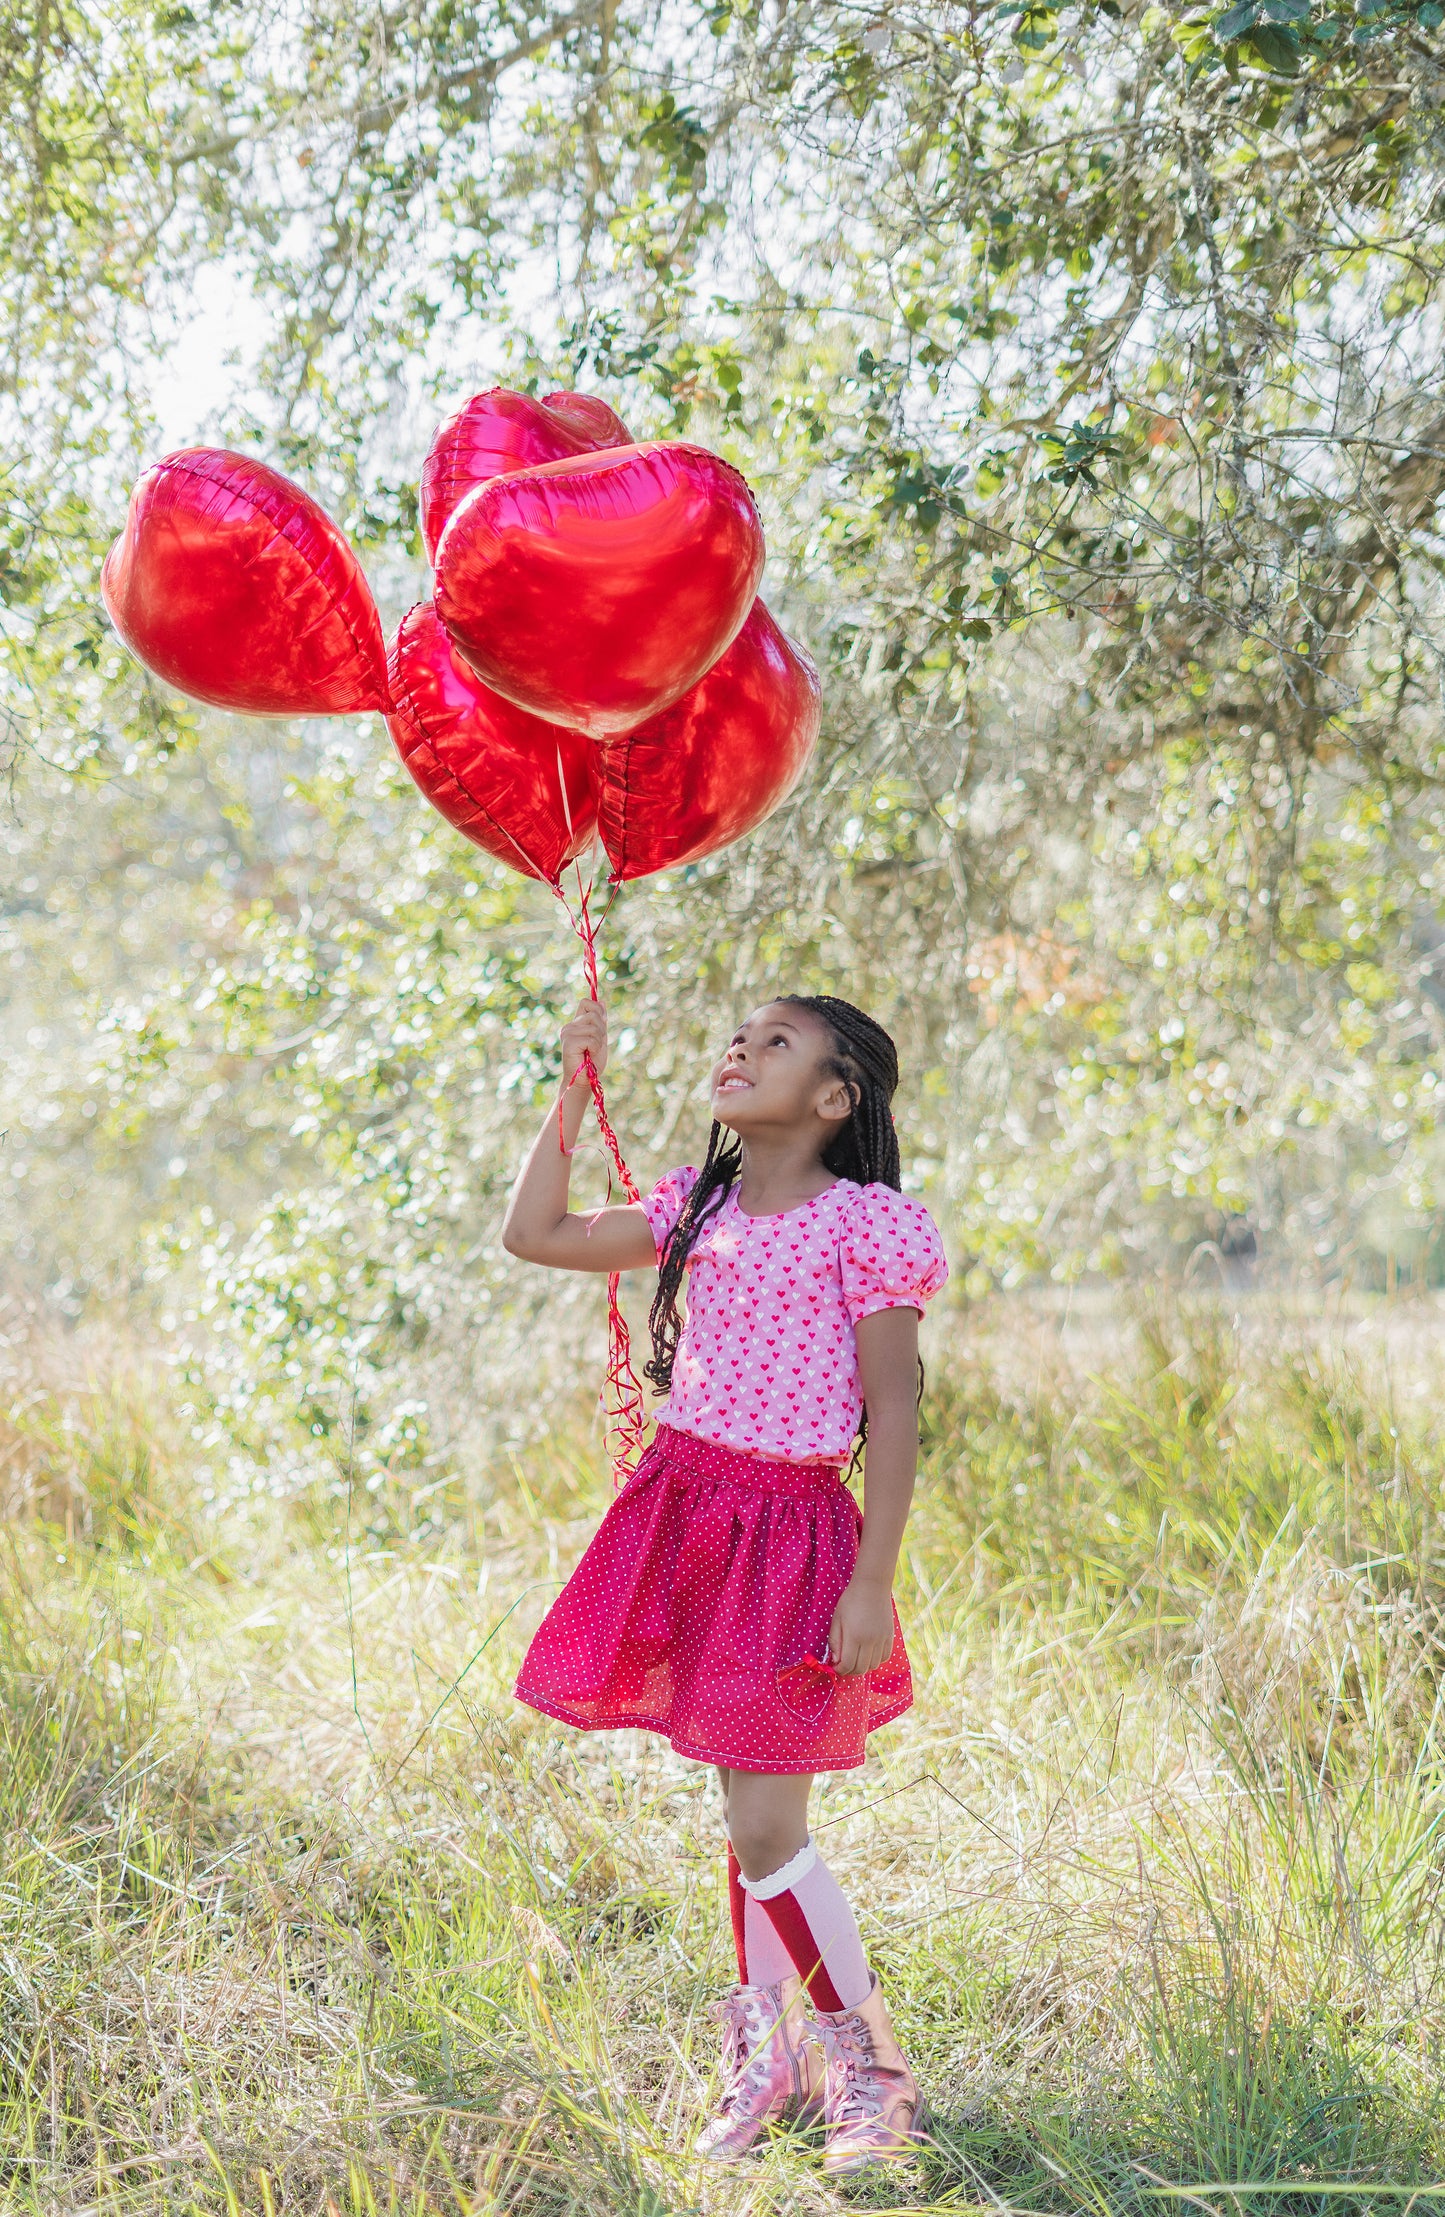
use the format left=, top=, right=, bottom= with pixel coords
left=1248, top=20, right=1302, bottom=64
left=1214, top=1, right=1259, bottom=38
left=1040, top=422, right=1122, bottom=484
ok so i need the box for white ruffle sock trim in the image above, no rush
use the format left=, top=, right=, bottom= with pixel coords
left=737, top=1839, right=819, bottom=1899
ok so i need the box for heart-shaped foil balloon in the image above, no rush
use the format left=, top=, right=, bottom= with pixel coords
left=434, top=442, right=765, bottom=739
left=101, top=448, right=389, bottom=715
left=386, top=602, right=599, bottom=884
left=598, top=601, right=820, bottom=880
left=420, top=387, right=630, bottom=562
left=537, top=392, right=631, bottom=446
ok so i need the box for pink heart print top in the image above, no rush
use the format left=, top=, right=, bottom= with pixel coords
left=642, top=1169, right=949, bottom=1465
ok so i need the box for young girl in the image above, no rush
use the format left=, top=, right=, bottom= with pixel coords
left=502, top=993, right=947, bottom=2173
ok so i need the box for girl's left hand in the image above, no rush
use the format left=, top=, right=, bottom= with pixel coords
left=560, top=998, right=608, bottom=1089
left=827, top=1575, right=895, bottom=1677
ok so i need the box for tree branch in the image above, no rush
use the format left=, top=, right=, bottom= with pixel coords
left=170, top=1, right=605, bottom=170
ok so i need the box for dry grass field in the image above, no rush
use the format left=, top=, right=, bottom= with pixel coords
left=2, top=1291, right=1445, bottom=2215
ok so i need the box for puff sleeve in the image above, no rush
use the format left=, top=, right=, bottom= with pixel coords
left=840, top=1185, right=949, bottom=1323
left=642, top=1165, right=701, bottom=1261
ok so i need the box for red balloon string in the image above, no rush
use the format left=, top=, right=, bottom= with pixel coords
left=553, top=860, right=648, bottom=1485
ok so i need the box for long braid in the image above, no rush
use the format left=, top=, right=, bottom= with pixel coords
left=644, top=1119, right=742, bottom=1394
left=646, top=996, right=911, bottom=1412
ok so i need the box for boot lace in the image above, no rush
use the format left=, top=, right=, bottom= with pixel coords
left=711, top=1991, right=778, bottom=2115
left=829, top=2019, right=885, bottom=2122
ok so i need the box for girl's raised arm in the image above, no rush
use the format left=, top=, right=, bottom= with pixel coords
left=501, top=1000, right=658, bottom=1274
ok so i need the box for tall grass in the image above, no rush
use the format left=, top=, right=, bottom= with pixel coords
left=2, top=1294, right=1445, bottom=2213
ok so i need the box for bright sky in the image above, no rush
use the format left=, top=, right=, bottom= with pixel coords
left=149, top=259, right=264, bottom=450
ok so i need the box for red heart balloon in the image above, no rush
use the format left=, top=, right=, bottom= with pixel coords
left=538, top=391, right=631, bottom=446
left=434, top=442, right=765, bottom=740
left=386, top=601, right=598, bottom=884
left=598, top=601, right=820, bottom=880
left=420, top=388, right=630, bottom=561
left=101, top=448, right=388, bottom=715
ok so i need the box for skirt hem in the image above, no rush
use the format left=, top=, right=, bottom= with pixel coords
left=514, top=1681, right=913, bottom=1774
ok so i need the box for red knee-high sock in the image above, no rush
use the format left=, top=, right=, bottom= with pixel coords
left=726, top=1844, right=748, bottom=1982
left=742, top=1840, right=872, bottom=2013
left=744, top=1891, right=798, bottom=1987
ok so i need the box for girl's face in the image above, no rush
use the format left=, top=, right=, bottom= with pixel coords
left=709, top=1003, right=853, bottom=1141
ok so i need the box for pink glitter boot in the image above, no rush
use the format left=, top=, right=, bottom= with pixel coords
left=816, top=1973, right=923, bottom=2174
left=695, top=1976, right=822, bottom=2162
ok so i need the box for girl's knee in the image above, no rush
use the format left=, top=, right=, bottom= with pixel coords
left=730, top=1824, right=795, bottom=1882
left=727, top=1793, right=810, bottom=1882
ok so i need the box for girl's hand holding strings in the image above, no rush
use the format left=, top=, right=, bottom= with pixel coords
left=502, top=997, right=653, bottom=1274
left=561, top=998, right=608, bottom=1091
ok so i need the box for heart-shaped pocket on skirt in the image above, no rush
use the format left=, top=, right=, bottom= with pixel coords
left=420, top=387, right=630, bottom=561
left=775, top=1654, right=839, bottom=1723
left=102, top=447, right=389, bottom=715
left=434, top=441, right=764, bottom=739
left=387, top=600, right=598, bottom=884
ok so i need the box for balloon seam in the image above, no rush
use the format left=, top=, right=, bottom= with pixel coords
left=615, top=733, right=635, bottom=880
left=391, top=697, right=552, bottom=882
left=161, top=454, right=388, bottom=709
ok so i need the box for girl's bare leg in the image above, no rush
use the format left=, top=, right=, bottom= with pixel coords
left=716, top=1765, right=814, bottom=1881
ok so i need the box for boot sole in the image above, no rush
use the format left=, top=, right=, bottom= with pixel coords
left=698, top=2094, right=826, bottom=2164
left=821, top=2101, right=929, bottom=2175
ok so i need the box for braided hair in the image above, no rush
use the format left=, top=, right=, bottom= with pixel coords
left=645, top=995, right=906, bottom=1400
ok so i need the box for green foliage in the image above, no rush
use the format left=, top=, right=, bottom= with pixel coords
left=10, top=0, right=1445, bottom=1408
left=1204, top=0, right=1445, bottom=75
left=634, top=91, right=709, bottom=181
left=1040, top=421, right=1123, bottom=488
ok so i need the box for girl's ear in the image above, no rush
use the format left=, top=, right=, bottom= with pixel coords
left=816, top=1075, right=854, bottom=1127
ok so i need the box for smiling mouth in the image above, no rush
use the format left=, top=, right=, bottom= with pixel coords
left=715, top=1073, right=753, bottom=1093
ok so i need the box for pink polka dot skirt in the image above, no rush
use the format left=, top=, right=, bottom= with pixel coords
left=514, top=1424, right=912, bottom=1772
